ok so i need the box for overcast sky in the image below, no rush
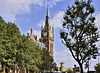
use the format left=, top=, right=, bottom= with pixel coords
left=0, top=0, right=100, bottom=72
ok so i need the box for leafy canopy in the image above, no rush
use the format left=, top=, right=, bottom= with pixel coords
left=0, top=16, right=55, bottom=72
left=60, top=0, right=99, bottom=73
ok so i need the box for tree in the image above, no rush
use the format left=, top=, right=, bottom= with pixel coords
left=0, top=16, right=43, bottom=72
left=52, top=62, right=58, bottom=71
left=39, top=48, right=54, bottom=72
left=0, top=19, right=22, bottom=72
left=16, top=35, right=43, bottom=72
left=0, top=16, right=56, bottom=72
left=0, top=17, right=21, bottom=72
left=0, top=16, right=6, bottom=61
left=94, top=63, right=100, bottom=73
left=28, top=39, right=43, bottom=72
left=60, top=0, right=99, bottom=73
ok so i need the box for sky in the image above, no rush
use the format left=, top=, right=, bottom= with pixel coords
left=0, top=0, right=100, bottom=72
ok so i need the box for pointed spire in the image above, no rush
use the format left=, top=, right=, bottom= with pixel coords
left=45, top=2, right=50, bottom=30
left=46, top=2, right=50, bottom=17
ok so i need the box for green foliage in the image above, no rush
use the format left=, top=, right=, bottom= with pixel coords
left=16, top=35, right=43, bottom=72
left=60, top=0, right=99, bottom=73
left=53, top=63, right=58, bottom=71
left=0, top=16, right=56, bottom=72
left=0, top=18, right=21, bottom=70
left=94, top=63, right=100, bottom=73
left=39, top=48, right=54, bottom=72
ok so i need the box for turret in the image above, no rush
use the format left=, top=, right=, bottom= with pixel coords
left=61, top=62, right=64, bottom=68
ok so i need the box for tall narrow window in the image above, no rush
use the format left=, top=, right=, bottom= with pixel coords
left=50, top=43, right=53, bottom=54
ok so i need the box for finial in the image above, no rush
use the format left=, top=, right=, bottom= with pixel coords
left=47, top=2, right=49, bottom=7
left=46, top=2, right=49, bottom=17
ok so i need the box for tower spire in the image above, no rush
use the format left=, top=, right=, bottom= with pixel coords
left=45, top=2, right=50, bottom=30
left=46, top=2, right=49, bottom=17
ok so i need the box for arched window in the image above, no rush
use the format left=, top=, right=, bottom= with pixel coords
left=65, top=69, right=72, bottom=73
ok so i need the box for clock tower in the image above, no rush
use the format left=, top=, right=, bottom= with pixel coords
left=41, top=5, right=54, bottom=57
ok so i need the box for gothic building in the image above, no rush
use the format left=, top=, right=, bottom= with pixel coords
left=41, top=5, right=54, bottom=57
left=27, top=5, right=54, bottom=58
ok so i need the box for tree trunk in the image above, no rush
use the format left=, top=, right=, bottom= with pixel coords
left=79, top=64, right=83, bottom=73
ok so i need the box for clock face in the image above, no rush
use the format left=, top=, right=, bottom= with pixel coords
left=50, top=32, right=52, bottom=37
left=43, top=32, right=47, bottom=36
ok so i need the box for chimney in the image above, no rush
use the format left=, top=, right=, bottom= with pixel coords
left=35, top=36, right=37, bottom=41
left=27, top=33, right=29, bottom=38
left=39, top=38, right=43, bottom=42
left=31, top=28, right=33, bottom=34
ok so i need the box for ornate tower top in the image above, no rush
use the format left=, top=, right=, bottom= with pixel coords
left=45, top=3, right=50, bottom=30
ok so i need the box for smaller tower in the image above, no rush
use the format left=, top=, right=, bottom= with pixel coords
left=61, top=62, right=64, bottom=68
